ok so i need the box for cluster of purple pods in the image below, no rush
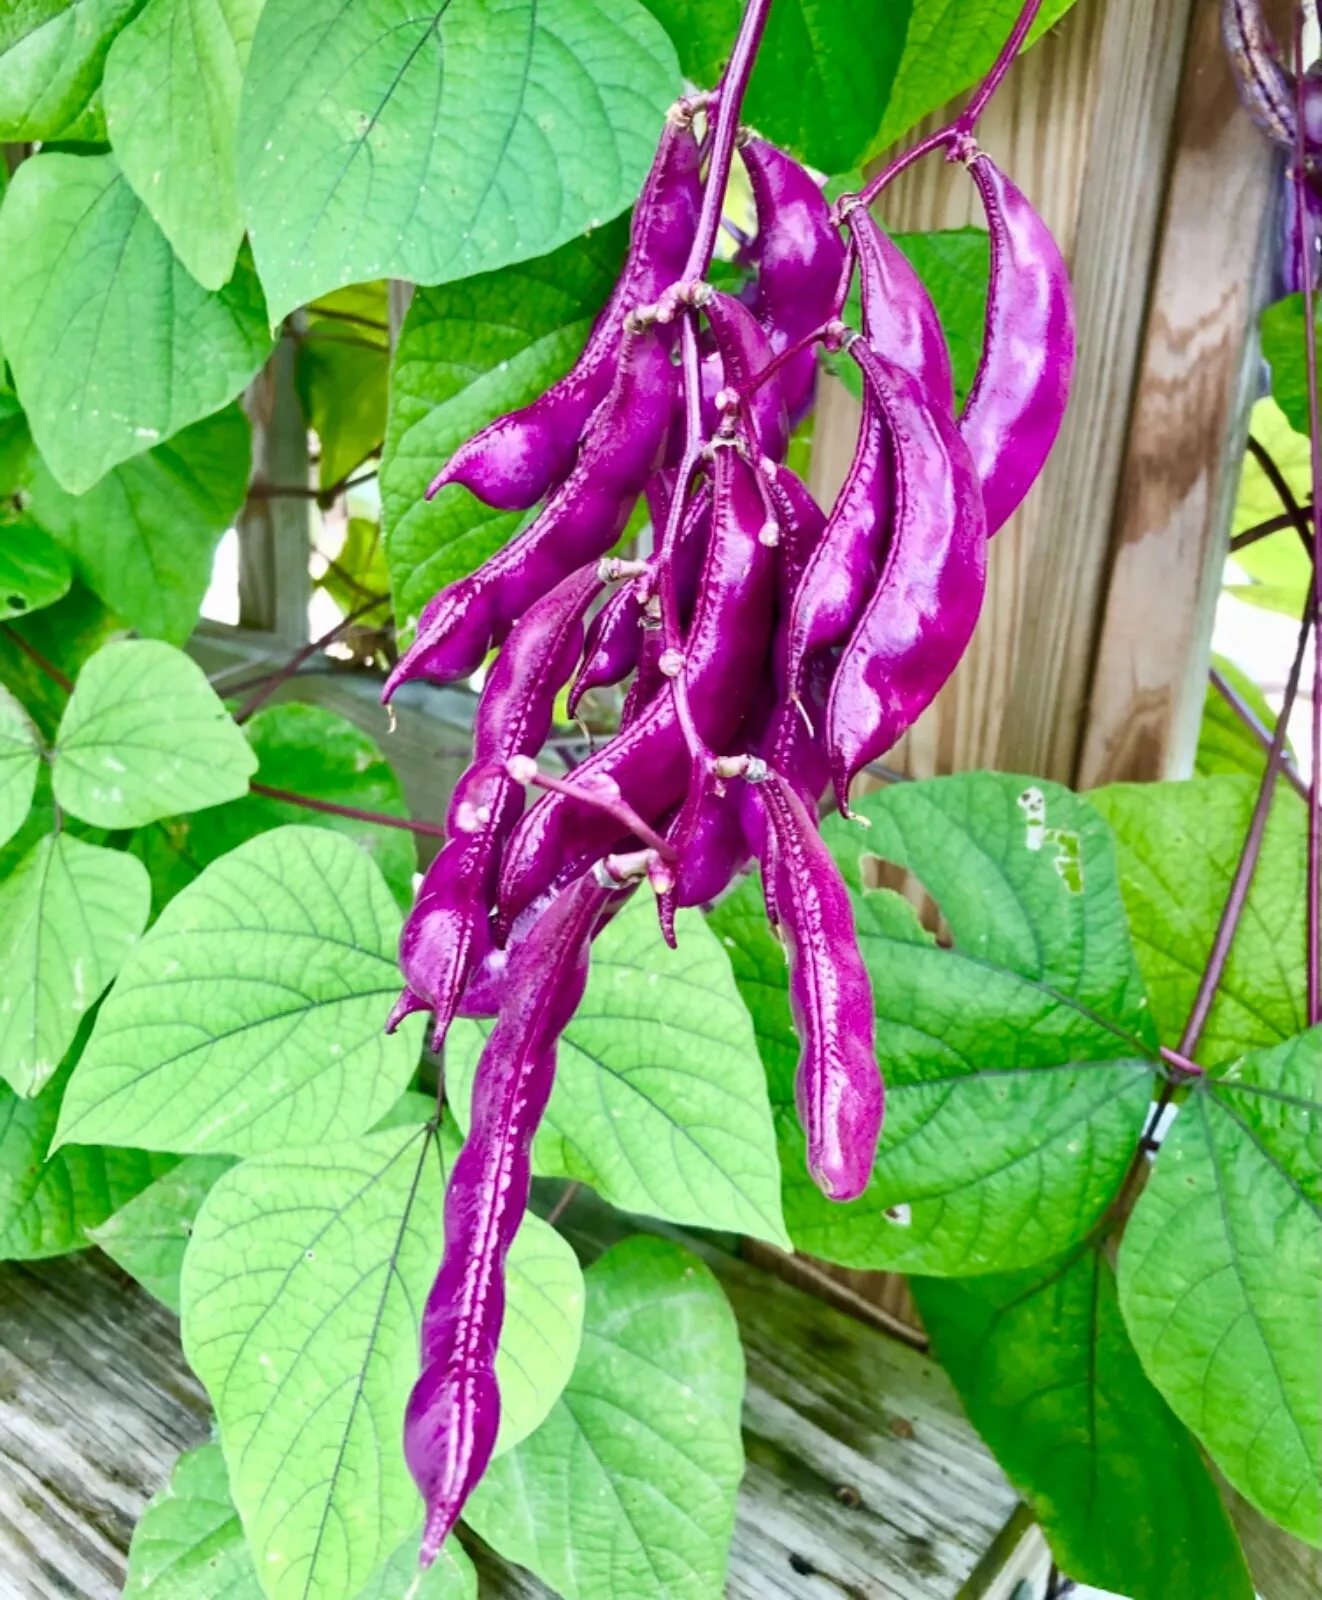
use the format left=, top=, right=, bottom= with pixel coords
left=382, top=95, right=1075, bottom=1558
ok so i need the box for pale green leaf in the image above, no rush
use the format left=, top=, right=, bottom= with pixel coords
left=53, top=639, right=256, bottom=828
left=0, top=832, right=149, bottom=1096
left=1093, top=778, right=1307, bottom=1068
left=91, top=1152, right=235, bottom=1310
left=104, top=0, right=265, bottom=289
left=0, top=515, right=73, bottom=621
left=468, top=1236, right=745, bottom=1600
left=0, top=0, right=140, bottom=139
left=1196, top=655, right=1289, bottom=783
left=123, top=1442, right=478, bottom=1600
left=1233, top=397, right=1310, bottom=538
left=295, top=289, right=389, bottom=492
left=382, top=221, right=627, bottom=629
left=1120, top=1029, right=1322, bottom=1545
left=0, top=685, right=40, bottom=851
left=713, top=774, right=1157, bottom=1275
left=317, top=516, right=390, bottom=628
left=237, top=0, right=678, bottom=324
left=447, top=892, right=790, bottom=1248
left=916, top=1244, right=1255, bottom=1600
left=0, top=152, right=272, bottom=493
left=24, top=405, right=251, bottom=645
left=1, top=1044, right=173, bottom=1260
left=56, top=826, right=420, bottom=1155
left=182, top=1120, right=581, bottom=1600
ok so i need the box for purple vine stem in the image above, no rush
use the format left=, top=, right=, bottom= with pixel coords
left=233, top=593, right=390, bottom=723
left=1209, top=665, right=1309, bottom=798
left=1294, top=17, right=1322, bottom=1026
left=249, top=782, right=447, bottom=839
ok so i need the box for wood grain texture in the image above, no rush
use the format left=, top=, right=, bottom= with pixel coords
left=237, top=334, right=313, bottom=644
left=1074, top=0, right=1279, bottom=787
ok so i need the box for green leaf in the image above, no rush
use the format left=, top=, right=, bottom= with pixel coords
left=1120, top=1029, right=1322, bottom=1544
left=1, top=1039, right=173, bottom=1260
left=382, top=221, right=627, bottom=630
left=0, top=582, right=117, bottom=740
left=0, top=152, right=272, bottom=493
left=295, top=292, right=389, bottom=492
left=0, top=685, right=40, bottom=851
left=181, top=1120, right=581, bottom=1600
left=1093, top=778, right=1307, bottom=1068
left=133, top=702, right=417, bottom=914
left=236, top=0, right=679, bottom=325
left=90, top=1152, right=235, bottom=1310
left=56, top=826, right=420, bottom=1155
left=0, top=389, right=35, bottom=494
left=0, top=0, right=141, bottom=139
left=1263, top=291, right=1322, bottom=440
left=318, top=515, right=390, bottom=629
left=103, top=0, right=265, bottom=290
left=0, top=832, right=149, bottom=1096
left=915, top=1242, right=1255, bottom=1600
left=1233, top=397, right=1310, bottom=537
left=468, top=1235, right=745, bottom=1600
left=1196, top=655, right=1289, bottom=782
left=714, top=774, right=1157, bottom=1275
left=643, top=0, right=911, bottom=171
left=53, top=639, right=257, bottom=828
left=123, top=1442, right=478, bottom=1600
left=24, top=405, right=252, bottom=644
left=0, top=515, right=73, bottom=621
left=874, top=0, right=1079, bottom=151
left=447, top=892, right=790, bottom=1248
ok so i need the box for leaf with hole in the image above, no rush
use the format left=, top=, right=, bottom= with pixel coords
left=0, top=516, right=72, bottom=623
left=447, top=891, right=790, bottom=1248
left=0, top=833, right=149, bottom=1097
left=382, top=221, right=628, bottom=629
left=103, top=0, right=265, bottom=290
left=237, top=0, right=678, bottom=324
left=53, top=640, right=256, bottom=829
left=181, top=1120, right=583, bottom=1600
left=0, top=152, right=272, bottom=493
left=56, top=826, right=419, bottom=1156
left=1093, top=777, right=1307, bottom=1068
left=467, top=1235, right=745, bottom=1600
left=0, top=685, right=40, bottom=852
left=0, top=0, right=140, bottom=139
left=915, top=1242, right=1255, bottom=1600
left=1119, top=1028, right=1322, bottom=1545
left=711, top=773, right=1157, bottom=1275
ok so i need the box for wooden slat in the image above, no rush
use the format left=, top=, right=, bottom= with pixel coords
left=1074, top=0, right=1280, bottom=787
left=237, top=336, right=313, bottom=644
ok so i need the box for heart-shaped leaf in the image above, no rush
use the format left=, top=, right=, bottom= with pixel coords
left=90, top=1152, right=236, bottom=1311
left=237, top=0, right=678, bottom=323
left=56, top=826, right=419, bottom=1155
left=0, top=0, right=139, bottom=139
left=447, top=892, right=790, bottom=1248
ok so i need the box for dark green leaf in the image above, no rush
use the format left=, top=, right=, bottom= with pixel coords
left=1263, top=292, right=1320, bottom=440
left=711, top=773, right=1157, bottom=1275
left=0, top=0, right=141, bottom=140
left=0, top=583, right=117, bottom=740
left=102, top=0, right=264, bottom=289
left=468, top=1236, right=745, bottom=1600
left=90, top=1152, right=235, bottom=1310
left=382, top=221, right=627, bottom=629
left=1093, top=778, right=1306, bottom=1068
left=24, top=405, right=251, bottom=644
left=0, top=515, right=72, bottom=621
left=56, top=826, right=420, bottom=1155
left=1120, top=1029, right=1322, bottom=1544
left=237, top=0, right=679, bottom=324
left=53, top=639, right=257, bottom=828
left=0, top=152, right=271, bottom=492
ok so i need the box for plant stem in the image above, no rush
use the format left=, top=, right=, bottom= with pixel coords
left=1244, top=435, right=1314, bottom=555
left=1, top=625, right=73, bottom=693
left=250, top=781, right=447, bottom=838
left=232, top=594, right=390, bottom=724
left=1230, top=505, right=1311, bottom=550
left=1295, top=20, right=1322, bottom=1025
left=1209, top=666, right=1309, bottom=798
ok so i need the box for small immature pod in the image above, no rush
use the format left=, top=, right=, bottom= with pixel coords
left=826, top=343, right=987, bottom=813
left=755, top=770, right=881, bottom=1201
left=960, top=153, right=1074, bottom=536
left=741, top=137, right=848, bottom=421
left=426, top=115, right=702, bottom=511
left=568, top=582, right=644, bottom=717
left=764, top=464, right=827, bottom=608
left=699, top=287, right=789, bottom=459
left=385, top=325, right=675, bottom=697
left=405, top=876, right=612, bottom=1563
left=849, top=207, right=955, bottom=413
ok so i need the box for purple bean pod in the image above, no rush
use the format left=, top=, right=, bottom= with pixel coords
left=1281, top=166, right=1322, bottom=294
left=405, top=874, right=612, bottom=1561
left=697, top=286, right=789, bottom=459
left=740, top=136, right=848, bottom=422
left=1222, top=0, right=1301, bottom=149
left=497, top=446, right=775, bottom=926
left=621, top=481, right=713, bottom=727
left=753, top=769, right=881, bottom=1201
left=390, top=565, right=601, bottom=1045
left=568, top=582, right=645, bottom=717
left=826, top=341, right=988, bottom=813
left=959, top=151, right=1074, bottom=537
left=385, top=325, right=675, bottom=697
left=848, top=206, right=955, bottom=412
left=764, top=463, right=828, bottom=606
left=425, top=114, right=702, bottom=511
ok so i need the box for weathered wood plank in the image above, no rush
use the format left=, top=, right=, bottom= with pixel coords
left=237, top=336, right=313, bottom=645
